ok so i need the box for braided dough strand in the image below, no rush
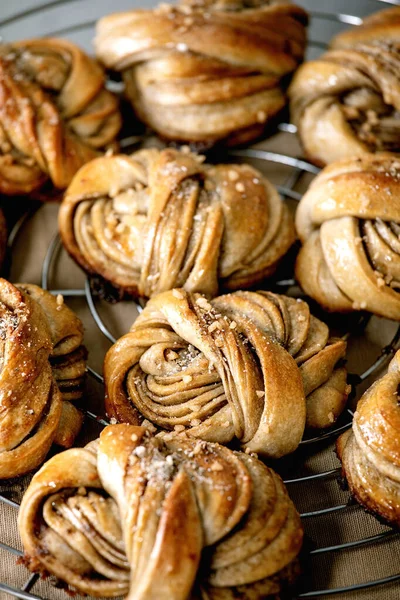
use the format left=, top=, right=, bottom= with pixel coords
left=0, top=280, right=87, bottom=478
left=337, top=350, right=400, bottom=527
left=0, top=38, right=121, bottom=195
left=289, top=8, right=400, bottom=167
left=59, top=148, right=295, bottom=298
left=295, top=154, right=400, bottom=319
left=95, top=0, right=308, bottom=145
left=104, top=289, right=348, bottom=457
left=19, top=424, right=303, bottom=599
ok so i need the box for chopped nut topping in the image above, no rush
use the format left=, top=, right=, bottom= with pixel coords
left=191, top=418, right=201, bottom=427
left=228, top=170, right=239, bottom=181
left=229, top=321, right=237, bottom=329
left=256, top=390, right=265, bottom=398
left=210, top=461, right=223, bottom=471
left=158, top=2, right=172, bottom=12
left=377, top=277, right=385, bottom=288
left=172, top=289, right=185, bottom=299
left=180, top=4, right=193, bottom=14
left=115, top=222, right=126, bottom=234
left=196, top=296, right=212, bottom=311
left=142, top=419, right=157, bottom=433
left=182, top=374, right=193, bottom=384
left=193, top=440, right=205, bottom=454
left=257, top=110, right=267, bottom=123
left=174, top=424, right=185, bottom=432
left=235, top=182, right=245, bottom=193
left=131, top=433, right=138, bottom=442
left=208, top=321, right=221, bottom=333
left=366, top=110, right=379, bottom=126
left=109, top=185, right=120, bottom=198
left=166, top=349, right=179, bottom=361
left=134, top=446, right=146, bottom=458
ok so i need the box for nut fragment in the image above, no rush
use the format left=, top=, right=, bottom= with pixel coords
left=228, top=170, right=239, bottom=181
left=210, top=461, right=223, bottom=471
left=56, top=294, right=64, bottom=311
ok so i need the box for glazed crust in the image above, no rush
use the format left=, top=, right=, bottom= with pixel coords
left=0, top=38, right=121, bottom=196
left=331, top=6, right=400, bottom=49
left=295, top=153, right=400, bottom=320
left=289, top=7, right=400, bottom=166
left=337, top=351, right=400, bottom=527
left=59, top=147, right=295, bottom=299
left=95, top=0, right=308, bottom=145
left=103, top=289, right=348, bottom=457
left=18, top=424, right=303, bottom=599
left=0, top=279, right=87, bottom=479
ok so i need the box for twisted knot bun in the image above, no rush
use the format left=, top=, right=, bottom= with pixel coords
left=104, top=289, right=348, bottom=458
left=0, top=280, right=87, bottom=478
left=0, top=39, right=121, bottom=196
left=331, top=6, right=400, bottom=50
left=19, top=424, right=303, bottom=599
left=295, top=154, right=400, bottom=320
left=337, top=351, right=400, bottom=527
left=59, top=147, right=295, bottom=298
left=289, top=12, right=400, bottom=166
left=94, top=0, right=308, bottom=145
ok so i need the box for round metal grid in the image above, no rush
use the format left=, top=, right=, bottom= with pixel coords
left=1, top=1, right=400, bottom=598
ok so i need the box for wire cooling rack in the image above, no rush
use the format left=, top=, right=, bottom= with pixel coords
left=1, top=0, right=400, bottom=598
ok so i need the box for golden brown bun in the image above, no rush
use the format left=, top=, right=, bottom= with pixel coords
left=289, top=13, right=400, bottom=166
left=337, top=350, right=400, bottom=527
left=0, top=279, right=87, bottom=479
left=95, top=1, right=308, bottom=145
left=295, top=153, right=400, bottom=320
left=0, top=39, right=121, bottom=196
left=18, top=424, right=303, bottom=599
left=331, top=6, right=400, bottom=49
left=59, top=147, right=295, bottom=298
left=104, top=289, right=348, bottom=458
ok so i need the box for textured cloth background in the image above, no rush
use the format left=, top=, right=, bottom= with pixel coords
left=0, top=1, right=400, bottom=599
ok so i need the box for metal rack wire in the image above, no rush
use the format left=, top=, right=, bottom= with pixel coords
left=1, top=0, right=400, bottom=598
